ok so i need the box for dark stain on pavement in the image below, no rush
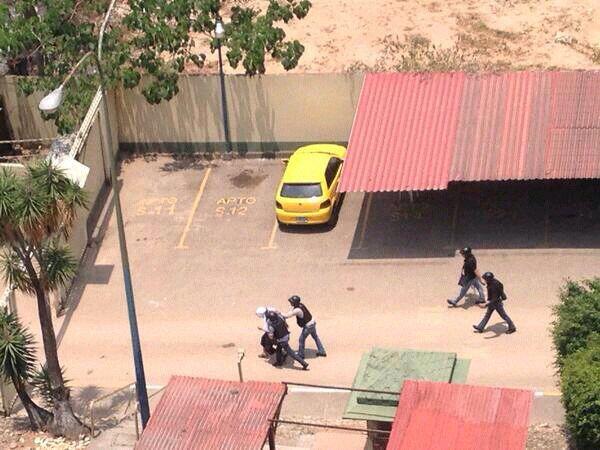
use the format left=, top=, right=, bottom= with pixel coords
left=221, top=342, right=235, bottom=348
left=230, top=169, right=268, bottom=188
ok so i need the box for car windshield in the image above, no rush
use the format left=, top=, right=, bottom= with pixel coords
left=280, top=183, right=322, bottom=198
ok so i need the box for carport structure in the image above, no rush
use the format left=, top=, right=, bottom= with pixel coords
left=339, top=71, right=600, bottom=193
left=340, top=71, right=600, bottom=256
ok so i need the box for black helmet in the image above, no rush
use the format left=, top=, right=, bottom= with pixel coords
left=288, top=295, right=301, bottom=306
left=482, top=272, right=494, bottom=281
left=265, top=310, right=278, bottom=320
left=459, top=246, right=472, bottom=255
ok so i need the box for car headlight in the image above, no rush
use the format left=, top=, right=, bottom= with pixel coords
left=276, top=201, right=283, bottom=209
left=320, top=199, right=331, bottom=209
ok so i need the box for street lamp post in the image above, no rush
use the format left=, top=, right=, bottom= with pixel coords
left=215, top=20, right=232, bottom=155
left=38, top=19, right=151, bottom=431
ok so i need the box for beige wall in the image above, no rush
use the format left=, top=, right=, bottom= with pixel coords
left=116, top=73, right=364, bottom=146
left=68, top=108, right=108, bottom=263
left=0, top=76, right=58, bottom=140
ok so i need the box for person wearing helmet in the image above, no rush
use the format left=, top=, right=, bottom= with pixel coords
left=447, top=246, right=486, bottom=307
left=473, top=272, right=516, bottom=334
left=265, top=310, right=309, bottom=370
left=256, top=306, right=278, bottom=358
left=283, top=295, right=326, bottom=359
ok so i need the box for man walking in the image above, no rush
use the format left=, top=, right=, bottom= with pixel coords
left=473, top=272, right=517, bottom=334
left=283, top=295, right=326, bottom=359
left=447, top=247, right=485, bottom=307
left=265, top=310, right=309, bottom=370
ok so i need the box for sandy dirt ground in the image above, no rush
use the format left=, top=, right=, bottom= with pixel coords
left=189, top=0, right=600, bottom=73
left=12, top=157, right=600, bottom=393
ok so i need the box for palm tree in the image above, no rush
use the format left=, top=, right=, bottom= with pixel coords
left=0, top=310, right=52, bottom=429
left=0, top=160, right=87, bottom=438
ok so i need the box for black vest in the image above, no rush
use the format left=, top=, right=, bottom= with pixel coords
left=270, top=314, right=289, bottom=339
left=296, top=304, right=313, bottom=328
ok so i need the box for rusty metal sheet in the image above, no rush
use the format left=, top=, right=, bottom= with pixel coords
left=135, top=376, right=286, bottom=450
left=339, top=72, right=465, bottom=192
left=340, top=71, right=600, bottom=193
left=387, top=380, right=533, bottom=450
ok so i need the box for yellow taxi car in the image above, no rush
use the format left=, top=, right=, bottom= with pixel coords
left=275, top=144, right=347, bottom=225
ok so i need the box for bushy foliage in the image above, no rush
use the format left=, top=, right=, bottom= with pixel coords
left=0, top=0, right=312, bottom=132
left=551, top=279, right=600, bottom=370
left=561, top=335, right=600, bottom=449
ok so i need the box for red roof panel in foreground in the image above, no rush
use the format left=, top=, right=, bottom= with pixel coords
left=340, top=71, right=600, bottom=192
left=135, top=376, right=286, bottom=450
left=387, top=380, right=533, bottom=450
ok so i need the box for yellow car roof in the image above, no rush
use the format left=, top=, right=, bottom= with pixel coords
left=282, top=144, right=346, bottom=183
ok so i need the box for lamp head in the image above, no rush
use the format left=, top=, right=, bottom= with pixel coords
left=39, top=86, right=64, bottom=114
left=215, top=20, right=225, bottom=39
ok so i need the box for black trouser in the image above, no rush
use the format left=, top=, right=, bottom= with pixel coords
left=477, top=301, right=516, bottom=331
left=261, top=333, right=276, bottom=355
left=275, top=338, right=307, bottom=366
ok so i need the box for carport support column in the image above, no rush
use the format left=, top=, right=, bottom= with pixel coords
left=449, top=186, right=461, bottom=250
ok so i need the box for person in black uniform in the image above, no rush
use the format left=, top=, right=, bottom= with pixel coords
left=473, top=272, right=517, bottom=334
left=284, top=295, right=326, bottom=359
left=265, top=310, right=309, bottom=370
left=447, top=247, right=486, bottom=307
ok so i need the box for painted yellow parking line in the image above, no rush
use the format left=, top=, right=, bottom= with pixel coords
left=355, top=192, right=373, bottom=249
left=176, top=167, right=212, bottom=249
left=262, top=219, right=278, bottom=250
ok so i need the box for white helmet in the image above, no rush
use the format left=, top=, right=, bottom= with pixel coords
left=256, top=306, right=267, bottom=318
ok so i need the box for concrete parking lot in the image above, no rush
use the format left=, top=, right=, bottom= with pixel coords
left=16, top=155, right=600, bottom=395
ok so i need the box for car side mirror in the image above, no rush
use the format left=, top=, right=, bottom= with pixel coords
left=282, top=158, right=289, bottom=165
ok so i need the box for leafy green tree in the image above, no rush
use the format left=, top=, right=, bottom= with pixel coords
left=0, top=161, right=87, bottom=438
left=561, top=335, right=600, bottom=449
left=551, top=278, right=600, bottom=370
left=0, top=310, right=52, bottom=430
left=0, top=0, right=311, bottom=133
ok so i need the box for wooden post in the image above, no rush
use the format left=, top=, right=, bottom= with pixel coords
left=268, top=425, right=276, bottom=450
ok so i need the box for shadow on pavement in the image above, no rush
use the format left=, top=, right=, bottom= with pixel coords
left=56, top=184, right=116, bottom=347
left=481, top=322, right=512, bottom=339
left=348, top=180, right=600, bottom=259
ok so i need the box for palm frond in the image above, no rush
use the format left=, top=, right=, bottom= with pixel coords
left=41, top=242, right=77, bottom=291
left=0, top=168, right=20, bottom=225
left=0, top=311, right=37, bottom=382
left=0, top=250, right=35, bottom=295
left=28, top=160, right=88, bottom=237
left=15, top=182, right=50, bottom=245
left=31, top=364, right=71, bottom=408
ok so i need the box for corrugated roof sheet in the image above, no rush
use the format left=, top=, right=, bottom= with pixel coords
left=339, top=73, right=465, bottom=192
left=339, top=71, right=600, bottom=192
left=135, top=376, right=286, bottom=450
left=386, top=380, right=533, bottom=450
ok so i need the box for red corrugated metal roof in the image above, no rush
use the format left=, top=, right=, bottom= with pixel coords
left=135, top=376, right=286, bottom=450
left=339, top=73, right=465, bottom=192
left=386, top=380, right=533, bottom=450
left=339, top=71, right=600, bottom=192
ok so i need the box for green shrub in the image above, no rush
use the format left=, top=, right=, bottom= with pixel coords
left=551, top=278, right=600, bottom=370
left=561, top=335, right=600, bottom=449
